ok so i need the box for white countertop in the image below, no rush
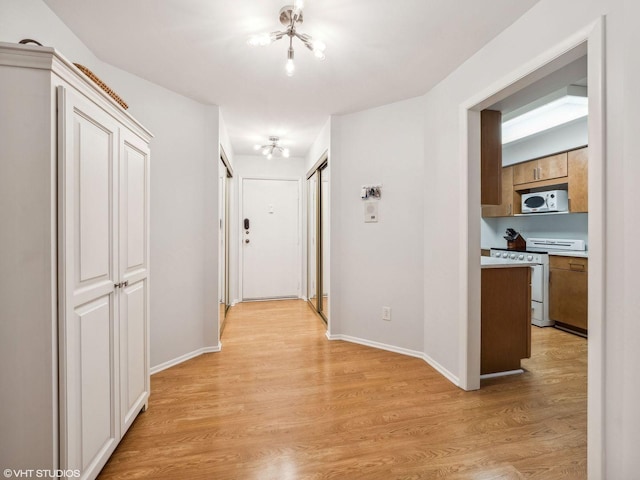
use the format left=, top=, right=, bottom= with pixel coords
left=480, top=257, right=538, bottom=269
left=545, top=250, right=588, bottom=258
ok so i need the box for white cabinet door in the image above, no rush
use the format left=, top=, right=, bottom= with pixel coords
left=118, top=128, right=150, bottom=434
left=58, top=86, right=120, bottom=479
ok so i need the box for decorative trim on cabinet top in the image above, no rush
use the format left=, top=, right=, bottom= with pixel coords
left=0, top=42, right=153, bottom=141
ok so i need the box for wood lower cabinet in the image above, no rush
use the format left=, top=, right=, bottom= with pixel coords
left=549, top=256, right=588, bottom=335
left=0, top=43, right=151, bottom=478
left=481, top=266, right=531, bottom=375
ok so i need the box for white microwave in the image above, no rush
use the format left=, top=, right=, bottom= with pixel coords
left=521, top=190, right=568, bottom=213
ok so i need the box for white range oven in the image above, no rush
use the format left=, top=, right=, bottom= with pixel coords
left=490, top=237, right=586, bottom=328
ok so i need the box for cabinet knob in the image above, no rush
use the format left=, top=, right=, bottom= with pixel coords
left=245, top=239, right=250, bottom=244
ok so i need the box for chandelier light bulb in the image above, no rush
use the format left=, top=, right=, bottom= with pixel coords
left=267, top=153, right=273, bottom=160
left=313, top=50, right=325, bottom=60
left=247, top=33, right=272, bottom=47
left=253, top=144, right=261, bottom=151
left=285, top=58, right=295, bottom=76
left=283, top=148, right=290, bottom=158
left=294, top=0, right=304, bottom=10
left=262, top=147, right=270, bottom=155
left=312, top=40, right=326, bottom=52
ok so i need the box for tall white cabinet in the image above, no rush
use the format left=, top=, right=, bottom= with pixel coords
left=0, top=43, right=151, bottom=479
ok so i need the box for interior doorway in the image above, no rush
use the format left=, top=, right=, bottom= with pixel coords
left=306, top=153, right=329, bottom=322
left=463, top=19, right=605, bottom=477
left=240, top=177, right=301, bottom=300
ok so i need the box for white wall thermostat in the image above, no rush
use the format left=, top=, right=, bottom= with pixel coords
left=364, top=201, right=378, bottom=223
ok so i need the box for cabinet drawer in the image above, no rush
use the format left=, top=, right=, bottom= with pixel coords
left=550, top=255, right=588, bottom=272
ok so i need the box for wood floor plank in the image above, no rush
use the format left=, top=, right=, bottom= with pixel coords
left=98, top=300, right=586, bottom=479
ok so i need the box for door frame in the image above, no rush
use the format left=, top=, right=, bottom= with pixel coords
left=238, top=176, right=303, bottom=301
left=459, top=18, right=605, bottom=478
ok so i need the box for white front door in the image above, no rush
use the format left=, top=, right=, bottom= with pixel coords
left=242, top=178, right=300, bottom=300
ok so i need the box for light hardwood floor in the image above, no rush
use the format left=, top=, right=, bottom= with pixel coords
left=98, top=300, right=587, bottom=479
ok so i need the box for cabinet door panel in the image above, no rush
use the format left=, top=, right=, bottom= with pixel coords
left=549, top=268, right=588, bottom=330
left=74, top=111, right=114, bottom=289
left=513, top=160, right=537, bottom=185
left=120, top=133, right=149, bottom=277
left=119, top=127, right=150, bottom=434
left=538, top=152, right=568, bottom=181
left=120, top=279, right=148, bottom=433
left=482, top=166, right=513, bottom=217
left=58, top=86, right=120, bottom=478
left=568, top=147, right=588, bottom=212
left=63, top=294, right=118, bottom=474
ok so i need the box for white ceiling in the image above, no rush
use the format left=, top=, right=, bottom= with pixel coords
left=43, top=0, right=539, bottom=158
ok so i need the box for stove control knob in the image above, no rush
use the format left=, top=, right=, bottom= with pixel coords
left=518, top=254, right=524, bottom=260
left=502, top=252, right=508, bottom=258
left=527, top=255, right=533, bottom=261
left=510, top=254, right=516, bottom=259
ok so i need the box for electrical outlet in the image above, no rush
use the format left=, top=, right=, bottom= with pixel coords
left=382, top=306, right=391, bottom=321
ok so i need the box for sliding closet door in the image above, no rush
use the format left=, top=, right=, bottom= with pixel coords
left=306, top=156, right=328, bottom=323
left=219, top=155, right=232, bottom=334
left=307, top=171, right=318, bottom=309
left=320, top=164, right=329, bottom=318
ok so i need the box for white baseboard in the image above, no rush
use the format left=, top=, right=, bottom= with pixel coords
left=150, top=345, right=221, bottom=375
left=422, top=353, right=460, bottom=386
left=326, top=333, right=424, bottom=359
left=480, top=369, right=523, bottom=380
left=326, top=332, right=459, bottom=387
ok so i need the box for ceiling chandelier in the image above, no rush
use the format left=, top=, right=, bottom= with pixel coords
left=247, top=0, right=326, bottom=77
left=253, top=136, right=290, bottom=159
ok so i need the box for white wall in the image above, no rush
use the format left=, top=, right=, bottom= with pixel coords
left=0, top=0, right=220, bottom=368
left=330, top=96, right=424, bottom=352
left=305, top=118, right=331, bottom=172
left=421, top=0, right=640, bottom=476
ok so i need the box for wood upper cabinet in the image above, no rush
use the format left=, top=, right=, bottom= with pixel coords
left=513, top=152, right=568, bottom=186
left=568, top=147, right=588, bottom=212
left=481, top=110, right=502, bottom=205
left=549, top=256, right=588, bottom=335
left=482, top=166, right=514, bottom=217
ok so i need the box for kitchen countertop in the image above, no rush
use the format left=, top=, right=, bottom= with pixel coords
left=480, top=257, right=538, bottom=269
left=545, top=250, right=588, bottom=258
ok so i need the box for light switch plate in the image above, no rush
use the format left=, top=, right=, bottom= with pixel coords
left=364, top=201, right=378, bottom=223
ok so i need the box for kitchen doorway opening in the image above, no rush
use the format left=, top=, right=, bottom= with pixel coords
left=462, top=19, right=605, bottom=478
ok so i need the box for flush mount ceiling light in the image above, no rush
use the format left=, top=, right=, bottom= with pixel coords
left=253, top=136, right=290, bottom=159
left=247, top=0, right=326, bottom=77
left=502, top=85, right=588, bottom=145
